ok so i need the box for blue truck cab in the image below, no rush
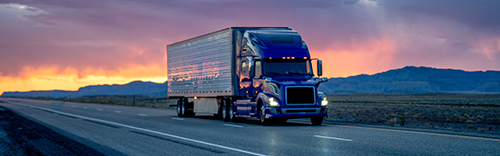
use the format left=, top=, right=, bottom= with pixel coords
left=167, top=27, right=328, bottom=125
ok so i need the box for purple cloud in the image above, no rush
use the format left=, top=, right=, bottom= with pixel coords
left=0, top=0, right=499, bottom=79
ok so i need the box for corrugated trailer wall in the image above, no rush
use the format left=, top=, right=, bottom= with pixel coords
left=167, top=29, right=234, bottom=97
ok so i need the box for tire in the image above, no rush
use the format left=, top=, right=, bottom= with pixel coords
left=222, top=98, right=229, bottom=122
left=311, top=117, right=324, bottom=125
left=177, top=98, right=184, bottom=117
left=259, top=103, right=272, bottom=125
left=227, top=98, right=235, bottom=122
left=215, top=102, right=223, bottom=119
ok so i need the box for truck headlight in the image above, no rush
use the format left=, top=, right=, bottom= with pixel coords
left=269, top=97, right=279, bottom=107
left=321, top=97, right=328, bottom=106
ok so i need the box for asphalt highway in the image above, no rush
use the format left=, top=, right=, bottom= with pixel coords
left=1, top=98, right=499, bottom=156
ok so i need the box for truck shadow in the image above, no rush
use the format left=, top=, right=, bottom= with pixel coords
left=186, top=115, right=316, bottom=126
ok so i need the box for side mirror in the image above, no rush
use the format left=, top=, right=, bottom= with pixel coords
left=317, top=60, right=323, bottom=77
left=321, top=77, right=328, bottom=82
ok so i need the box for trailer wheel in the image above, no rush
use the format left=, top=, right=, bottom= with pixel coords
left=311, top=117, right=323, bottom=125
left=177, top=98, right=184, bottom=117
left=215, top=99, right=223, bottom=119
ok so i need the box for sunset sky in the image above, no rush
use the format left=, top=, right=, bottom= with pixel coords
left=1, top=0, right=500, bottom=95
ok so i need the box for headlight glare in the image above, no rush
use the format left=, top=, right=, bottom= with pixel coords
left=269, top=97, right=279, bottom=107
left=321, top=97, right=328, bottom=106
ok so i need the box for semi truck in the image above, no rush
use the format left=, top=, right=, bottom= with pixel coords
left=166, top=27, right=328, bottom=125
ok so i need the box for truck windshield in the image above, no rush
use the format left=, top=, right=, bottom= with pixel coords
left=263, top=59, right=312, bottom=75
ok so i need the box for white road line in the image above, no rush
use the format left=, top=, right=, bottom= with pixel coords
left=115, top=111, right=121, bottom=113
left=96, top=108, right=102, bottom=111
left=223, top=124, right=244, bottom=128
left=172, top=118, right=184, bottom=121
left=71, top=106, right=76, bottom=108
left=313, top=135, right=353, bottom=141
left=138, top=114, right=147, bottom=116
left=83, top=107, right=87, bottom=109
left=8, top=102, right=266, bottom=156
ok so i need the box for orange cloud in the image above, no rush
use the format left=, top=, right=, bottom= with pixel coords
left=0, top=65, right=166, bottom=95
left=311, top=37, right=396, bottom=78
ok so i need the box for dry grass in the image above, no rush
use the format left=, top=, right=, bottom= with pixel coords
left=326, top=94, right=500, bottom=134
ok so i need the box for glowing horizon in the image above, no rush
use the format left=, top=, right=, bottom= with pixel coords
left=1, top=1, right=499, bottom=95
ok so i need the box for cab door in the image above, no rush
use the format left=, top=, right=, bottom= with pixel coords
left=237, top=56, right=254, bottom=116
left=239, top=56, right=254, bottom=98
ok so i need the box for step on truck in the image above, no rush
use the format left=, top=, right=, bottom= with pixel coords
left=167, top=27, right=328, bottom=125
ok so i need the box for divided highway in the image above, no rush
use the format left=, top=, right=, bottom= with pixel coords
left=1, top=98, right=499, bottom=156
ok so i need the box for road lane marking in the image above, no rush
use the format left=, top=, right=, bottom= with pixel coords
left=138, top=114, right=147, bottom=116
left=223, top=124, right=244, bottom=128
left=289, top=119, right=500, bottom=142
left=8, top=102, right=267, bottom=156
left=313, top=135, right=353, bottom=141
left=172, top=118, right=184, bottom=121
left=83, top=107, right=87, bottom=109
left=333, top=124, right=500, bottom=142
left=96, top=108, right=102, bottom=111
left=71, top=106, right=76, bottom=108
left=115, top=111, right=121, bottom=113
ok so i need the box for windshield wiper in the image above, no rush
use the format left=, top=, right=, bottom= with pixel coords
left=287, top=72, right=307, bottom=75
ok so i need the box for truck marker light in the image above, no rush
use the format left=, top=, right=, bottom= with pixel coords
left=282, top=57, right=286, bottom=59
left=255, top=91, right=258, bottom=93
left=269, top=57, right=272, bottom=59
left=246, top=91, right=249, bottom=93
left=291, top=57, right=295, bottom=59
left=194, top=96, right=197, bottom=99
left=287, top=57, right=290, bottom=59
left=304, top=57, right=307, bottom=59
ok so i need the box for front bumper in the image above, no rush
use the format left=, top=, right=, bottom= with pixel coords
left=264, top=107, right=327, bottom=119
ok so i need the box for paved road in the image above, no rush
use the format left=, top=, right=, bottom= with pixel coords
left=1, top=98, right=499, bottom=156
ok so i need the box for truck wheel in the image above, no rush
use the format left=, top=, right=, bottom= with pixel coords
left=259, top=104, right=272, bottom=125
left=222, top=99, right=229, bottom=122
left=311, top=117, right=323, bottom=125
left=227, top=98, right=234, bottom=122
left=177, top=98, right=184, bottom=117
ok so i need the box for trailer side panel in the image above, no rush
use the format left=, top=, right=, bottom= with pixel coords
left=167, top=29, right=233, bottom=97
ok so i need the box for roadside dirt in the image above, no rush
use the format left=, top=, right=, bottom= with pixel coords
left=0, top=103, right=105, bottom=156
left=326, top=94, right=500, bottom=134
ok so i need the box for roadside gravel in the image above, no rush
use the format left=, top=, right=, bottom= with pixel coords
left=0, top=102, right=104, bottom=156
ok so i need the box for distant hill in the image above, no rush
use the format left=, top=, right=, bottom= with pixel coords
left=2, top=66, right=500, bottom=98
left=318, top=66, right=500, bottom=94
left=1, top=81, right=168, bottom=98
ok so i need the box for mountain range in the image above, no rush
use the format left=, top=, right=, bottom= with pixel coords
left=1, top=81, right=167, bottom=98
left=318, top=66, right=500, bottom=94
left=1, top=66, right=499, bottom=98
